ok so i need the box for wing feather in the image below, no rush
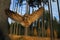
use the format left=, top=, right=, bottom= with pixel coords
left=27, top=7, right=44, bottom=25
left=5, top=9, right=23, bottom=22
left=5, top=8, right=44, bottom=27
left=5, top=9, right=29, bottom=27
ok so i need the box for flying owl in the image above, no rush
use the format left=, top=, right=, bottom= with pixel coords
left=5, top=7, right=44, bottom=27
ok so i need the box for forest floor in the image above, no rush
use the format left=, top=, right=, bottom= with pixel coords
left=9, top=34, right=60, bottom=40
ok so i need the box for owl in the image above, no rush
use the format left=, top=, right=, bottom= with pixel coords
left=5, top=7, right=44, bottom=27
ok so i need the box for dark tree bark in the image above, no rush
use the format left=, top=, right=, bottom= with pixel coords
left=0, top=0, right=10, bottom=40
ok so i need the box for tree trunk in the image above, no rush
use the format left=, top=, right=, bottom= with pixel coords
left=57, top=0, right=60, bottom=23
left=48, top=0, right=54, bottom=40
left=0, top=0, right=10, bottom=40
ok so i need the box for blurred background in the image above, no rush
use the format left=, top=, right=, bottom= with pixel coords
left=8, top=0, right=60, bottom=39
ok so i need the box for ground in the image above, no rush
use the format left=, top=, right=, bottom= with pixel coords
left=9, top=34, right=60, bottom=40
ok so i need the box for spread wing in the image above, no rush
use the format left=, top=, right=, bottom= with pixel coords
left=5, top=7, right=44, bottom=27
left=5, top=9, right=23, bottom=23
left=27, top=7, right=44, bottom=25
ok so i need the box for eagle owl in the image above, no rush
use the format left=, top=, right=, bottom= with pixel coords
left=5, top=7, right=44, bottom=27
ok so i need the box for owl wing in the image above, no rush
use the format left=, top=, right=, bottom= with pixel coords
left=27, top=7, right=44, bottom=26
left=5, top=9, right=31, bottom=27
left=5, top=9, right=23, bottom=23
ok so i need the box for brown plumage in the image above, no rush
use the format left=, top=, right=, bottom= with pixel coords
left=5, top=7, right=44, bottom=27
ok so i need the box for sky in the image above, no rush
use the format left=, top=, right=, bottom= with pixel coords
left=52, top=1, right=59, bottom=21
left=8, top=0, right=60, bottom=24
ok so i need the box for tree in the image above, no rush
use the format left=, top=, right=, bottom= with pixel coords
left=0, top=0, right=10, bottom=40
left=56, top=0, right=60, bottom=23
